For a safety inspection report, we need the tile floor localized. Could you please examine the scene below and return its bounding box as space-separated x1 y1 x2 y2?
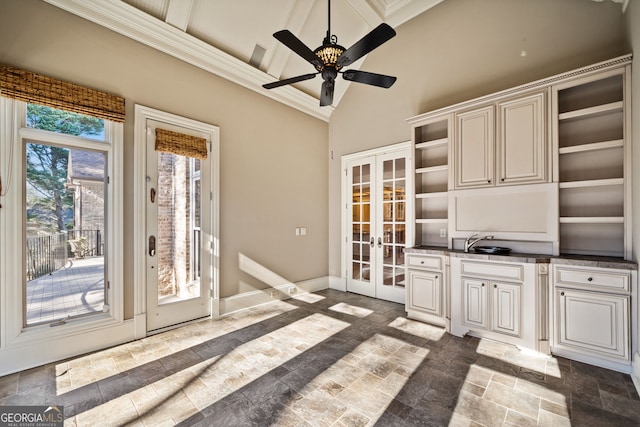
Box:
1 289 639 426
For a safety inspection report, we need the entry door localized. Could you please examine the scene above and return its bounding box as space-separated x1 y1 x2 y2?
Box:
145 120 212 331
346 150 407 303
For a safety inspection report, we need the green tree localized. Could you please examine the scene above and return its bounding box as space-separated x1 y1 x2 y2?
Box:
25 104 104 231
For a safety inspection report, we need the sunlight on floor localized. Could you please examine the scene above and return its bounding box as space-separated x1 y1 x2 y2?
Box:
388 317 446 341
329 302 374 318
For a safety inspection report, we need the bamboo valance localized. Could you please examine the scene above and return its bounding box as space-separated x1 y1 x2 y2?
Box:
0 64 125 122
155 128 208 160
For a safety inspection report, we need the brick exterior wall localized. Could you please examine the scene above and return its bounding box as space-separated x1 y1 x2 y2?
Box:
157 152 193 298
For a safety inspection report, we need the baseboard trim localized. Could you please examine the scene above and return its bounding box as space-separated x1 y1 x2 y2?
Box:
633 352 640 395
329 275 346 292
220 276 331 316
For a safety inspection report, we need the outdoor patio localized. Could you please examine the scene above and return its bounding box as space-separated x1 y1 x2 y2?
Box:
26 256 105 325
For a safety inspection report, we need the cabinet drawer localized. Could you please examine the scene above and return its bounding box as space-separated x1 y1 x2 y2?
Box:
407 255 442 271
555 267 630 293
460 261 523 282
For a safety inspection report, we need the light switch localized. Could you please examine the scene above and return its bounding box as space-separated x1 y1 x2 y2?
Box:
301 227 307 236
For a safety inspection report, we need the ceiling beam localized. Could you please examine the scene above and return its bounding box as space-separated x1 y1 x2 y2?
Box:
165 0 194 32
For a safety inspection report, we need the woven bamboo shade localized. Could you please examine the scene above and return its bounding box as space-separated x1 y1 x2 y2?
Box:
0 64 125 122
155 128 208 160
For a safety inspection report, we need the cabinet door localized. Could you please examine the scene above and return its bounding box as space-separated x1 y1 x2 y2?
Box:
462 277 488 329
491 281 521 336
555 288 629 360
455 106 494 188
497 92 546 185
407 270 442 317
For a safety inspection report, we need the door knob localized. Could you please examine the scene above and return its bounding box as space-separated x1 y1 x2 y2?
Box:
378 237 382 248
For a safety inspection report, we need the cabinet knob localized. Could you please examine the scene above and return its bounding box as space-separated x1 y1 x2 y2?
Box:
487 180 491 183
561 291 565 296
501 178 505 182
420 261 424 264
482 283 485 287
494 284 497 288
587 277 593 282
435 275 439 279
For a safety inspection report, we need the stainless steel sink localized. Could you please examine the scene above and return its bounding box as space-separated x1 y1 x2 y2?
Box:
473 246 511 255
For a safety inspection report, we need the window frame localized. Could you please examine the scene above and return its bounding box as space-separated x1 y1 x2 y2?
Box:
0 98 125 373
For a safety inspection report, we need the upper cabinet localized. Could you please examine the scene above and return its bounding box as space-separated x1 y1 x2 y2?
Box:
497 92 547 186
455 105 495 188
454 92 547 190
407 55 631 257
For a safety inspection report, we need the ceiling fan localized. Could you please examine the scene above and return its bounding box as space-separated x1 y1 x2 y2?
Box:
262 0 397 106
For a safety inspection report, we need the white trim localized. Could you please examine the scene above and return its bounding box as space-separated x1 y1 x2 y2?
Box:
0 98 127 375
43 0 332 122
220 276 330 316
633 352 640 395
329 275 347 292
133 104 221 334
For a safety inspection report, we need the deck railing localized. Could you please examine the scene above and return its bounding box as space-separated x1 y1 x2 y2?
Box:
26 229 103 281
26 231 68 281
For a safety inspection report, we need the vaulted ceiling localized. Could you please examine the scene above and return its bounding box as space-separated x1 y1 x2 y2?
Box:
43 0 445 121
43 0 628 121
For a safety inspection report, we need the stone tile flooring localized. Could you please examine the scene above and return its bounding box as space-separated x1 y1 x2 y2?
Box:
1 289 639 426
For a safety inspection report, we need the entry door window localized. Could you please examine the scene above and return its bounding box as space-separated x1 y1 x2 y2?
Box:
380 158 406 288
351 163 372 283
155 152 201 304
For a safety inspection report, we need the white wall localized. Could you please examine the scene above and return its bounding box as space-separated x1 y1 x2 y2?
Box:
0 0 329 317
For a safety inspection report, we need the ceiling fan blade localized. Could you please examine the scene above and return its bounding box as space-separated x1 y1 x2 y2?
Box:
342 70 397 88
320 80 335 106
263 73 318 89
273 30 322 68
337 23 396 67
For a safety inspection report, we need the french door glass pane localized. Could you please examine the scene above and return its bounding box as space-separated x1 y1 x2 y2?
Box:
381 158 406 288
157 152 201 305
24 142 106 326
351 164 371 283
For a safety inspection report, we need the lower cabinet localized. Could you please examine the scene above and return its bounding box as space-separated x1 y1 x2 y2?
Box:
451 258 537 351
406 254 447 327
551 264 635 372
462 278 521 336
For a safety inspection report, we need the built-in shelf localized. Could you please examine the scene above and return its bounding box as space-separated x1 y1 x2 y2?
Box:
559 217 624 224
416 218 448 224
558 139 623 155
558 101 623 121
416 138 448 150
416 191 448 199
416 165 448 174
558 178 623 189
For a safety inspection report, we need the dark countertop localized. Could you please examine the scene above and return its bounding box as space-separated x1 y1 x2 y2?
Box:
405 246 638 270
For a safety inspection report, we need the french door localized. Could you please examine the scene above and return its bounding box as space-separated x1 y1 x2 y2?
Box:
145 119 213 332
345 147 408 304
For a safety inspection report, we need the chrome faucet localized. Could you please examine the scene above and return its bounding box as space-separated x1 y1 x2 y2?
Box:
464 233 494 253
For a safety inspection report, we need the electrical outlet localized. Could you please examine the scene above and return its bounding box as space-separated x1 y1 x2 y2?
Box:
439 229 447 238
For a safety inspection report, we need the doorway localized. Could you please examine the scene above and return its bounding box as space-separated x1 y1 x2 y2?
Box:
342 143 410 304
134 106 220 334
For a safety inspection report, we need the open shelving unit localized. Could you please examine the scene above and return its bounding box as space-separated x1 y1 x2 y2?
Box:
553 69 630 258
411 115 452 247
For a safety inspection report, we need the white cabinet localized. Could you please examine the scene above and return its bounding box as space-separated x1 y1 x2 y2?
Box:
451 258 537 350
551 264 636 372
405 253 447 327
555 288 628 359
454 92 547 190
461 277 521 337
497 92 547 185
455 106 494 188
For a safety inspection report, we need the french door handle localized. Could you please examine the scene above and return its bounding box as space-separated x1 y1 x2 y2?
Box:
370 237 375 248
377 237 382 248
150 188 156 203
149 235 156 257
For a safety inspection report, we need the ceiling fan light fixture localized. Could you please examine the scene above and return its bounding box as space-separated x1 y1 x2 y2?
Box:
314 44 345 70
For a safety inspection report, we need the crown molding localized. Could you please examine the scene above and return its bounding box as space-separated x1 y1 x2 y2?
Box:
43 0 333 122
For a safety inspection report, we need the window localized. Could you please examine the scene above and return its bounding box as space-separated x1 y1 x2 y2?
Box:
0 98 124 375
